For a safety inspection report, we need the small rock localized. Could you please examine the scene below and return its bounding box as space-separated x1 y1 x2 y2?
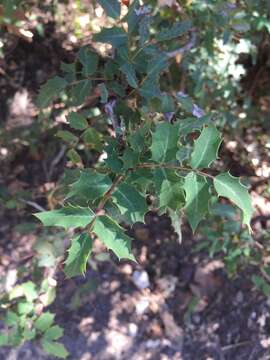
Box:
145 339 161 349
128 323 138 337
192 314 201 325
132 270 150 289
235 291 244 304
135 298 150 315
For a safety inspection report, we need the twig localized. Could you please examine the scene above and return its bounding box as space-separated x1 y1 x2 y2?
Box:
221 340 251 352
137 162 215 180
166 32 197 58
48 145 67 180
18 198 46 212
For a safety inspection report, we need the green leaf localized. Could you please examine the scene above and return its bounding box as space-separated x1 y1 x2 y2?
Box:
82 128 103 151
23 328 36 341
177 117 210 138
21 281 38 302
191 125 222 169
37 77 67 108
97 0 120 19
56 130 78 145
78 47 99 76
34 207 95 230
111 183 147 224
44 326 64 340
67 170 112 202
150 122 179 162
70 80 92 105
156 20 192 42
147 55 169 79
93 215 136 261
213 172 253 232
184 172 211 232
41 340 69 359
120 63 138 88
98 83 109 103
64 233 93 278
0 334 8 347
35 312 55 332
159 179 185 211
93 27 128 48
67 149 82 164
17 301 34 315
67 112 88 130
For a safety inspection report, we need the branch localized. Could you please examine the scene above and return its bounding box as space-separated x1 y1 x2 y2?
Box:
166 32 197 59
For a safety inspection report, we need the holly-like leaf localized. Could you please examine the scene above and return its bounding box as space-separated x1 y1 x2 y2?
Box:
64 233 93 278
56 130 78 145
35 312 55 332
41 340 68 359
177 117 210 139
159 179 185 211
44 326 64 341
191 125 222 169
70 80 92 105
67 170 112 202
93 215 136 261
156 20 192 42
34 207 95 230
37 77 67 108
150 122 179 162
93 27 128 47
111 183 147 224
67 149 82 164
97 0 121 19
213 172 253 232
67 112 88 130
78 47 99 76
120 63 138 88
184 172 211 232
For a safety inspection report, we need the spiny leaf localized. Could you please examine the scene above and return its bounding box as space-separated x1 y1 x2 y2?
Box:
111 183 147 224
93 27 128 48
34 207 95 230
78 47 99 76
44 326 64 341
35 312 55 332
41 340 69 359
150 122 179 162
184 172 211 232
177 117 210 138
70 80 92 105
93 215 136 261
67 170 112 202
67 112 88 130
98 83 109 103
37 77 67 108
64 233 93 278
156 20 192 42
191 125 222 169
97 0 121 19
120 63 138 88
213 172 253 232
159 179 185 211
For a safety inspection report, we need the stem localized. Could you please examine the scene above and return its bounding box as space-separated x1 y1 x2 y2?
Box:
136 162 215 180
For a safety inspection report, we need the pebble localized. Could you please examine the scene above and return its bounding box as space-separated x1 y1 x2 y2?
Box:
135 298 150 315
132 270 150 289
128 323 138 337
